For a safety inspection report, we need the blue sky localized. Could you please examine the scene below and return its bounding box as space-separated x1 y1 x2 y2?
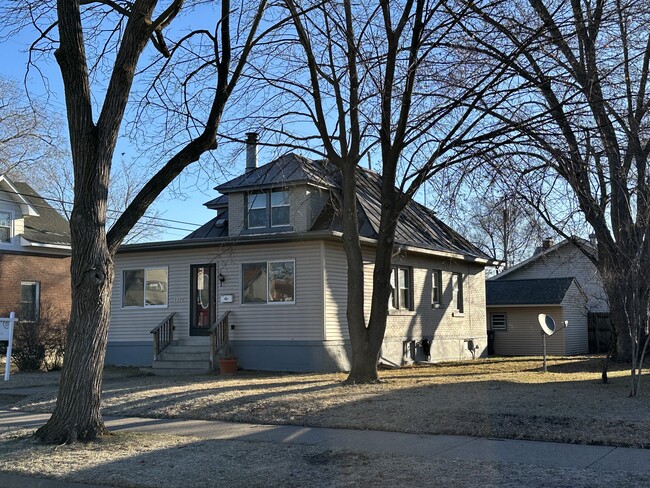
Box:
0 18 255 242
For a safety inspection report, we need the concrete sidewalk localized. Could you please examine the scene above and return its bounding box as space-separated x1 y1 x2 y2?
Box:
1 408 650 487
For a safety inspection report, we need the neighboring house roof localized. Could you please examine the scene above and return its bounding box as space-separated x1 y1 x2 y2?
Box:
0 175 39 217
12 182 71 247
486 277 577 306
191 153 493 262
491 238 594 281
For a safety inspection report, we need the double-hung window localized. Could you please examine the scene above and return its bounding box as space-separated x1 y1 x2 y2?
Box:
0 211 11 242
122 267 168 307
451 272 464 313
242 260 295 304
247 193 267 229
247 190 290 230
20 281 40 322
390 266 412 310
270 191 290 227
431 269 442 306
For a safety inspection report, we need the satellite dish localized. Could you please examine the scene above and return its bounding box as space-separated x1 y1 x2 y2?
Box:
538 314 556 336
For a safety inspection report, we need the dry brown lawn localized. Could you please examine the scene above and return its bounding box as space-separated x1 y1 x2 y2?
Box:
3 355 649 448
2 427 648 488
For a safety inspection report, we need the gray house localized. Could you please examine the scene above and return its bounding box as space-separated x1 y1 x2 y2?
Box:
491 238 608 312
107 138 497 373
486 237 603 355
486 277 589 355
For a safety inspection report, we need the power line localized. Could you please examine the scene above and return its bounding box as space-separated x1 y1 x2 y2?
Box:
0 187 209 230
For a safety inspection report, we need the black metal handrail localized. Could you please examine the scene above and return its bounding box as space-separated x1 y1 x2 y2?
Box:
150 312 176 360
209 311 231 370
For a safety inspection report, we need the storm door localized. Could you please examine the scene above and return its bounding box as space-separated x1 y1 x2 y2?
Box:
190 264 216 336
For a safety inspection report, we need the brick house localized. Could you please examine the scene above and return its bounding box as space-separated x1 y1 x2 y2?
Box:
108 136 497 373
0 175 71 325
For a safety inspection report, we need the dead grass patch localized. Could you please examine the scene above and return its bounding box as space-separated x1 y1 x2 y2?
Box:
0 427 648 488
5 356 650 448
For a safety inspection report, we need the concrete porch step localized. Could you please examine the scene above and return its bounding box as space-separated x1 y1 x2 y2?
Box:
152 359 210 369
141 367 212 376
172 337 210 346
163 345 211 354
160 350 211 361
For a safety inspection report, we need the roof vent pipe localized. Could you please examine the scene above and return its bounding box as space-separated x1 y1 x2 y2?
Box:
245 132 258 173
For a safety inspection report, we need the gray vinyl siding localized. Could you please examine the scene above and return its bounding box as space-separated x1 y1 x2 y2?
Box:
561 282 589 354
110 241 324 343
488 306 566 355
496 245 608 312
323 242 349 341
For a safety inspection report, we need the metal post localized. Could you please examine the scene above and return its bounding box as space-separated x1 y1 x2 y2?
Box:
542 333 547 373
4 312 15 381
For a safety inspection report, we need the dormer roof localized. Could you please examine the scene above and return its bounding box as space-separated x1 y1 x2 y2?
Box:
215 153 337 193
187 153 495 263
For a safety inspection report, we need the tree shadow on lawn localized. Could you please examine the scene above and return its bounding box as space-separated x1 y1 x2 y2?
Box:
93 366 650 448
298 376 650 448
5 432 649 488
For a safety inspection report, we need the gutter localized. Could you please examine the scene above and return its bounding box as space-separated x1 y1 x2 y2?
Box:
118 229 496 265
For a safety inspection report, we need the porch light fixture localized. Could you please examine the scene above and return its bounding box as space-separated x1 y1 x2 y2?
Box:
218 272 225 286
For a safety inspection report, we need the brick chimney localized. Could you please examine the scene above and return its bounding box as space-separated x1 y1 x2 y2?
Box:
542 237 554 249
245 132 258 173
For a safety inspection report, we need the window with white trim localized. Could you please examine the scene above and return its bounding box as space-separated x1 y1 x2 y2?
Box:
242 260 295 304
0 211 11 242
432 269 442 306
122 267 168 307
246 190 291 230
451 272 464 313
490 313 507 330
270 191 290 227
247 193 267 229
390 266 413 310
20 281 40 322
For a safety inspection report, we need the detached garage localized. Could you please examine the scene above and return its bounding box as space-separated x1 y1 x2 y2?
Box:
486 277 589 356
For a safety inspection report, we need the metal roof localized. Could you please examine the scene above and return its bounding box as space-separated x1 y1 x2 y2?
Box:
486 277 577 306
181 153 493 261
216 153 337 193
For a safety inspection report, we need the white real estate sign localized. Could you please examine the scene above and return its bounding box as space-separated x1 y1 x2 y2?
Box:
0 312 15 381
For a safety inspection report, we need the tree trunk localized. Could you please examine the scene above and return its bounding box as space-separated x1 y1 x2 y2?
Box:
34 133 114 442
606 290 634 362
339 164 379 384
342 163 400 384
34 228 114 442
600 251 649 363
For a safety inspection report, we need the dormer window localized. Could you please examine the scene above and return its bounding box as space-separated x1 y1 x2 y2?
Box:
271 191 289 227
248 193 267 229
247 190 290 230
0 211 11 242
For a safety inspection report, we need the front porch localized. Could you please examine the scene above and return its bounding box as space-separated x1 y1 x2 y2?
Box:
145 311 232 376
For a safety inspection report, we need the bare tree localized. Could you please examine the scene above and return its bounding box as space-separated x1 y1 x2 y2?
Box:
2 0 270 442
0 76 68 178
453 191 548 274
455 0 650 389
253 0 511 383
